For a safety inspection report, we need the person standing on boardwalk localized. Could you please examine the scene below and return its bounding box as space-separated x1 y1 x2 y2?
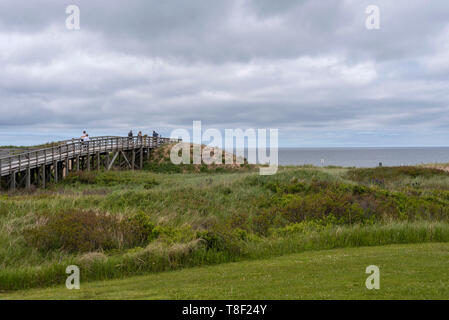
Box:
128 130 133 145
83 133 90 150
81 131 87 149
138 131 143 144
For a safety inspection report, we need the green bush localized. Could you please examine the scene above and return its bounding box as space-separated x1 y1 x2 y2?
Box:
196 228 242 255
143 161 182 173
346 166 449 184
24 210 156 253
246 178 449 233
64 171 97 184
126 211 157 243
152 225 196 244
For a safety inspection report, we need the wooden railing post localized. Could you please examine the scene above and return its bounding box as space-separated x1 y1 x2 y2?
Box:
41 164 46 189
26 152 31 189
87 139 91 171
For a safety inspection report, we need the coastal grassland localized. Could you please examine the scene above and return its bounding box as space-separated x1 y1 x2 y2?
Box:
1 155 449 292
3 243 449 300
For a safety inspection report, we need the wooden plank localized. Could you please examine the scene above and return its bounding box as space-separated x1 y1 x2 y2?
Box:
120 151 132 169
107 152 119 171
54 161 58 183
26 167 31 189
41 165 46 189
140 147 143 169
97 152 100 171
10 171 16 190
132 150 135 170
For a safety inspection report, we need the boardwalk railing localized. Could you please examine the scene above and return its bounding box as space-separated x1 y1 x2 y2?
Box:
0 136 179 190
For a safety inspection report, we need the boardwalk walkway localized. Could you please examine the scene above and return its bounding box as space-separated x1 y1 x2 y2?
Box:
0 136 178 190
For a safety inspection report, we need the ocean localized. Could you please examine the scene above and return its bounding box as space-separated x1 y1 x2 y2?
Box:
277 147 449 168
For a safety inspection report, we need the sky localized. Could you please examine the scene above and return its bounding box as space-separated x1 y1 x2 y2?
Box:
1 0 449 147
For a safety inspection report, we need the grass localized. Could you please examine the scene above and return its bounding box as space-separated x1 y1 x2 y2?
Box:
2 242 448 300
1 221 447 291
1 143 449 294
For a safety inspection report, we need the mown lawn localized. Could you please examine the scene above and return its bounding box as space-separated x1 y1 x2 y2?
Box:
2 242 448 300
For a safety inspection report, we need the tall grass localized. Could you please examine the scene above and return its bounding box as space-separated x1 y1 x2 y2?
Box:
2 163 449 291
1 221 448 291
244 221 449 259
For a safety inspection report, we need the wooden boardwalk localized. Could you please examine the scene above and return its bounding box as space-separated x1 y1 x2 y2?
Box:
0 136 178 190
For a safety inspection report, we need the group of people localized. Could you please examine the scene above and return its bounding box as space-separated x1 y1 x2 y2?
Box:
80 130 159 140
77 129 161 152
128 130 160 139
79 130 160 147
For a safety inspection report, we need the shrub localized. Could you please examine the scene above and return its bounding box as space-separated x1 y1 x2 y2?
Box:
24 210 156 253
64 171 97 184
152 225 196 244
346 166 449 185
143 161 182 173
78 252 108 268
126 211 157 243
196 227 242 255
248 177 449 231
228 212 250 230
251 209 283 236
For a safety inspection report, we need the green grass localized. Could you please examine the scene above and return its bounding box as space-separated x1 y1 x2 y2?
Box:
1 222 447 291
2 146 449 293
2 242 448 300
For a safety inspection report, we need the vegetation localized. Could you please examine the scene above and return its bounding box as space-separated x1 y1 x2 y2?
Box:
24 210 155 253
3 243 448 300
1 144 449 294
143 143 256 174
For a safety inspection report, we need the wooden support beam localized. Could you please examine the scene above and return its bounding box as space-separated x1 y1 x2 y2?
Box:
76 155 80 171
54 161 58 183
26 167 31 189
10 171 16 190
41 165 46 189
104 153 109 170
140 147 143 169
97 152 100 171
107 152 119 171
120 151 132 169
132 150 135 171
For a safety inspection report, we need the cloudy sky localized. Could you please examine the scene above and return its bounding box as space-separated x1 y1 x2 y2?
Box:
1 0 449 147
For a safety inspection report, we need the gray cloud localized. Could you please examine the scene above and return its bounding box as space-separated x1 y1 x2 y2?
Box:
0 0 448 146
